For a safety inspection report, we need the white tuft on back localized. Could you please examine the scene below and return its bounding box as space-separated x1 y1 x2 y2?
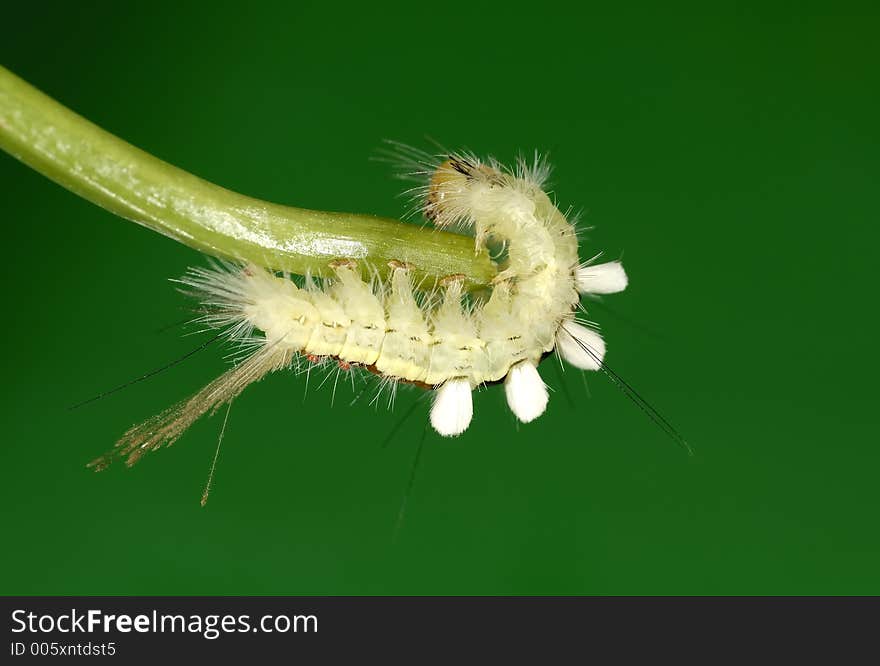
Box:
504 361 549 424
429 379 473 437
556 322 606 371
576 261 628 295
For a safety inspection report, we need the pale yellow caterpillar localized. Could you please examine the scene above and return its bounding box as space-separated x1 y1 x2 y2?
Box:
88 150 632 470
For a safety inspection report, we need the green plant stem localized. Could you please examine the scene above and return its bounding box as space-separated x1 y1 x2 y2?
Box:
0 66 496 288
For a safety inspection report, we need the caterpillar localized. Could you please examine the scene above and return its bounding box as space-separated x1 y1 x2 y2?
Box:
88 150 631 470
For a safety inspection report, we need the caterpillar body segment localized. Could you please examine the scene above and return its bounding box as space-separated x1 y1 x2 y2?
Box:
95 152 629 468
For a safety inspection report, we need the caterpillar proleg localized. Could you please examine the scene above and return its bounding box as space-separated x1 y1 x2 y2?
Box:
88 150 634 469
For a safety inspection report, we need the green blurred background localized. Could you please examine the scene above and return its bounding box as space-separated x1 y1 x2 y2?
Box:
1 1 877 595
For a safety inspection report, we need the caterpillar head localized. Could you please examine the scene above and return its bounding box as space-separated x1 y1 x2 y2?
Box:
424 155 504 227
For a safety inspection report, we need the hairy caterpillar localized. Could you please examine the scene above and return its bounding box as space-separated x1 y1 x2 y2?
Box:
88 150 632 470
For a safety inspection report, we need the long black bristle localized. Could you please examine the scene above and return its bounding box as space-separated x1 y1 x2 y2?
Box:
68 330 226 410
560 326 692 455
